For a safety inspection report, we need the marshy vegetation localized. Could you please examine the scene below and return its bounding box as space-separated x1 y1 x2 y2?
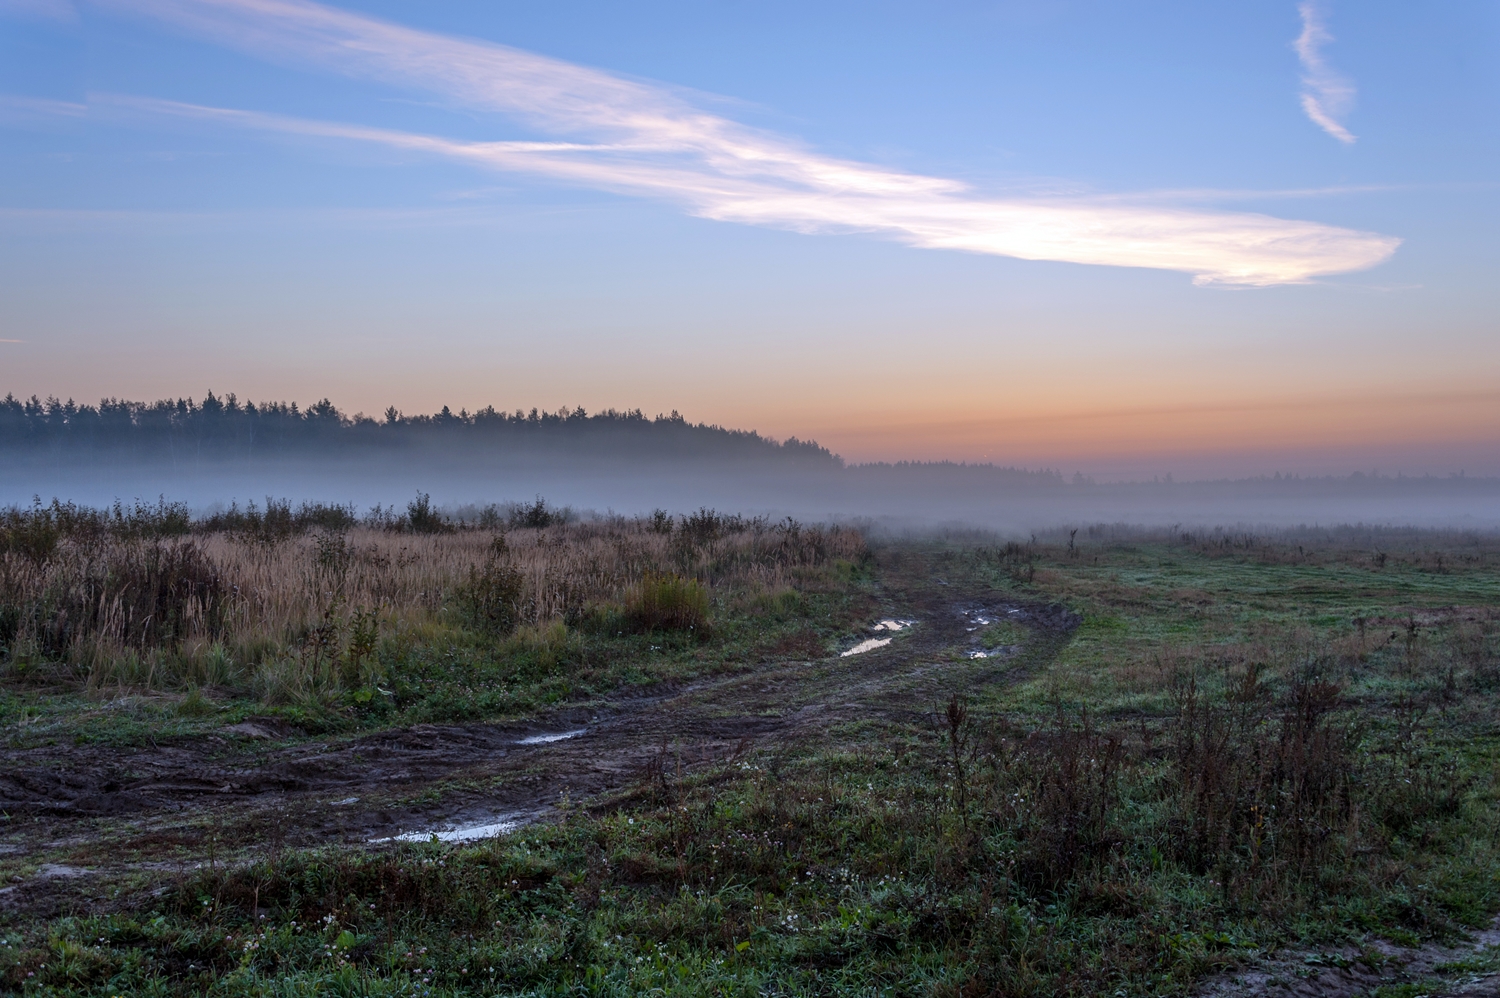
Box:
1 516 1498 997
0 496 863 719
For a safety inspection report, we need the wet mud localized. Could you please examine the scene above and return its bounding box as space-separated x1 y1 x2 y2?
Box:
0 576 1077 914
1194 919 1500 998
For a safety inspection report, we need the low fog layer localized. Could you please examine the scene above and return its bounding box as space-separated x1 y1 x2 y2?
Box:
7 457 1498 533
4 394 1498 531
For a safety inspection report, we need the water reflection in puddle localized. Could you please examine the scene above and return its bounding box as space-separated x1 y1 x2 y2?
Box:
374 814 527 844
841 618 917 656
517 729 587 745
964 609 1001 632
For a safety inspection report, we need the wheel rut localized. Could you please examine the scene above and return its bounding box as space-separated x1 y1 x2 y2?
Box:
0 579 1080 907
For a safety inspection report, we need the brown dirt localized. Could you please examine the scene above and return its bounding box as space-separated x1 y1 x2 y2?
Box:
1194 920 1500 998
0 575 1078 916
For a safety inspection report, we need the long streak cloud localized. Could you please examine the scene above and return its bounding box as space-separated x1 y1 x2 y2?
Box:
1295 2 1357 144
99 0 1397 286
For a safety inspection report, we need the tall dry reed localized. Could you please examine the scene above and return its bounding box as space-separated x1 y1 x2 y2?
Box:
0 515 864 692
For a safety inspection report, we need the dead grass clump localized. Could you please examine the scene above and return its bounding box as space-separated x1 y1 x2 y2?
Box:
453 561 524 635
979 711 1125 893
1167 669 1356 884
1 538 228 663
0 502 865 694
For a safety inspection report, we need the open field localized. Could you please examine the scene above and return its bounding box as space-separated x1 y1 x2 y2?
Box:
1 504 1498 996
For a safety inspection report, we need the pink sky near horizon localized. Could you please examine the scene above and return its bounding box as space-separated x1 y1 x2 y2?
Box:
2 2 1496 482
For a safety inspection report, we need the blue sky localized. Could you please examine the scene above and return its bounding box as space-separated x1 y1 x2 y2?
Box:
1 0 1496 476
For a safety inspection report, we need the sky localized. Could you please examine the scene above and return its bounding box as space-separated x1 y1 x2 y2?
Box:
1 0 1497 478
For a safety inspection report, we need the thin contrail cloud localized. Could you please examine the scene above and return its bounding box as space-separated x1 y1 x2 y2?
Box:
95 0 1397 286
1294 1 1357 144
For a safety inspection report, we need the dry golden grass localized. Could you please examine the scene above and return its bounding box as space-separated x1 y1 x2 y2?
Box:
203 519 861 634
0 518 865 694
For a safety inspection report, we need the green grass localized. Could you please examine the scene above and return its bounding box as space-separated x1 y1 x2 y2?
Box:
3 527 1499 996
0 579 868 749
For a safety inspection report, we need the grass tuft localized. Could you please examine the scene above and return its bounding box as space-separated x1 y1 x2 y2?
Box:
624 572 710 633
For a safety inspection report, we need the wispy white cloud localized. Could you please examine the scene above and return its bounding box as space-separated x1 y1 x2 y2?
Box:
1096 184 1399 205
0 0 77 22
91 0 1398 286
1294 2 1357 144
0 94 87 118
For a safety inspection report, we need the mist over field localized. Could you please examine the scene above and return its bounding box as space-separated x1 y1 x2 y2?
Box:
6 5 1500 995
5 393 1497 530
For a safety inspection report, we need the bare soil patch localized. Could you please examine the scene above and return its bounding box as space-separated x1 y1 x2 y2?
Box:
0 576 1078 914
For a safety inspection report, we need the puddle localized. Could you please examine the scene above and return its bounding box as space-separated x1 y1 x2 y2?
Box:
841 618 915 656
963 609 999 632
517 728 587 745
329 797 359 806
373 814 528 844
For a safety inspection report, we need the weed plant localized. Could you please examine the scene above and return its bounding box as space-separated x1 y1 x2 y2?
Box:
623 573 711 633
1 523 1498 996
0 499 864 720
6 664 1493 996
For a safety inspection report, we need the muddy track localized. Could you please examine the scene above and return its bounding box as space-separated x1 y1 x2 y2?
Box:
1193 918 1500 998
0 578 1078 900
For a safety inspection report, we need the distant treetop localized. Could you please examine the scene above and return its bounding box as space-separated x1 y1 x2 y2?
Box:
0 392 843 466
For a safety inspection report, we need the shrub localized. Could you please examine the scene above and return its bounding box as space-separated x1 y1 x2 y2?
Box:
983 712 1125 893
176 687 217 717
0 501 65 563
677 508 745 546
454 561 525 635
624 572 709 633
1164 668 1357 884
198 498 356 543
405 493 452 535
8 539 230 661
508 620 572 669
110 497 193 539
510 496 560 529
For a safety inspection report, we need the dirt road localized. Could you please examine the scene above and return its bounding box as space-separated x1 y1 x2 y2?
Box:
0 575 1078 912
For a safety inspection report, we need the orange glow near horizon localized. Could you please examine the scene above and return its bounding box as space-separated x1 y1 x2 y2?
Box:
793 389 1500 466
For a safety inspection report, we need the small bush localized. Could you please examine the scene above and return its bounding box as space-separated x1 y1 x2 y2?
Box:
110 497 193 539
677 508 745 546
984 713 1125 893
510 496 561 529
624 573 710 633
404 493 452 535
0 501 65 563
198 498 356 543
8 539 229 661
454 561 525 635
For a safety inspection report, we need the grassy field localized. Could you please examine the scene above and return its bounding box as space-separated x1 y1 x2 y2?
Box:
1 506 1498 997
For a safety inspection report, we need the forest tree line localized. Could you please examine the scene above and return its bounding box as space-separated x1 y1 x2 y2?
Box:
0 392 842 465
